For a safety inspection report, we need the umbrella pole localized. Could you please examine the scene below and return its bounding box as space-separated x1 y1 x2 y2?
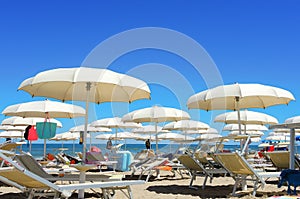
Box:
89 132 92 151
155 123 158 154
29 141 32 153
235 97 243 151
79 82 91 199
43 139 46 159
73 139 75 155
290 128 295 169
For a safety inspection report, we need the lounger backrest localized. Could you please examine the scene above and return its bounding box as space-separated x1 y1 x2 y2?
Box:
0 167 49 188
265 151 290 169
86 151 106 163
14 154 52 178
215 152 254 175
0 143 19 151
177 154 204 171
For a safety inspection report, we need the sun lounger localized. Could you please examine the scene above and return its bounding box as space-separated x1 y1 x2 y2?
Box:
85 151 117 170
0 149 144 199
177 154 227 189
14 153 122 182
264 151 300 170
130 157 170 182
214 151 280 196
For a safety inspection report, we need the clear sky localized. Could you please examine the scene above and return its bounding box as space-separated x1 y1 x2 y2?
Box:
0 1 299 144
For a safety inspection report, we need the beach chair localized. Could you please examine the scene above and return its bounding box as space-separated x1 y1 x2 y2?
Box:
177 154 227 189
85 151 118 170
264 151 300 170
0 150 144 199
14 153 122 182
214 151 281 196
130 157 170 182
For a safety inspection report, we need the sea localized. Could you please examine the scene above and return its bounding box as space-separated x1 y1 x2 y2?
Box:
18 142 265 159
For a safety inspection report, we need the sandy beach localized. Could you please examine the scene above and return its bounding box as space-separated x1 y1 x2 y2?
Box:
0 170 290 199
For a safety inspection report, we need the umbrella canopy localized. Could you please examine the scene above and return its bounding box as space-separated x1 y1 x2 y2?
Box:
214 110 278 125
69 125 111 133
90 117 141 143
95 133 116 140
0 131 23 138
2 100 85 118
184 128 219 134
18 67 150 103
187 83 294 139
51 132 89 141
91 117 141 129
265 135 290 141
0 125 27 131
132 134 157 142
122 106 190 123
17 67 150 198
1 99 85 160
162 120 209 131
223 124 268 131
122 105 190 152
157 132 195 142
112 132 137 140
1 116 63 128
69 125 112 150
132 125 170 134
285 116 300 124
187 83 294 110
194 133 222 141
229 130 264 136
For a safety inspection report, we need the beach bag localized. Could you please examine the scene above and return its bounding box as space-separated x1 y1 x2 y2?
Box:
28 126 38 141
24 125 31 140
36 119 57 139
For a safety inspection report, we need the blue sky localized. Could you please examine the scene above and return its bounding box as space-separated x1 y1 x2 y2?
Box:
0 1 299 144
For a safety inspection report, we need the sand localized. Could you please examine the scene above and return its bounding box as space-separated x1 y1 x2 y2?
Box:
0 170 292 199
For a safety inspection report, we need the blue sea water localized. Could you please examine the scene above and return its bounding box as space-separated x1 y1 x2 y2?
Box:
19 142 263 159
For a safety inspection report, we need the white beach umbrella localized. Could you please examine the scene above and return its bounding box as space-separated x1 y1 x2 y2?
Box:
122 105 190 152
90 117 141 144
0 131 23 138
229 130 264 136
184 128 219 134
69 125 111 133
1 116 63 128
223 124 268 131
214 110 278 125
0 125 27 131
265 135 290 141
95 133 116 140
2 99 85 118
187 83 294 136
2 99 85 159
194 133 222 141
162 120 209 131
158 132 194 142
17 67 150 197
249 137 261 143
132 125 170 134
91 117 141 129
69 124 111 150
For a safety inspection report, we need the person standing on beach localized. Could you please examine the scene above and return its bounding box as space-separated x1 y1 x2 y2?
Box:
145 139 151 150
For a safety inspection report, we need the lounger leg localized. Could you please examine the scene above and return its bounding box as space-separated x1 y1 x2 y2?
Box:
127 185 133 199
202 175 208 189
27 189 35 199
102 188 109 199
232 178 240 196
189 173 197 189
252 180 259 196
146 170 154 182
